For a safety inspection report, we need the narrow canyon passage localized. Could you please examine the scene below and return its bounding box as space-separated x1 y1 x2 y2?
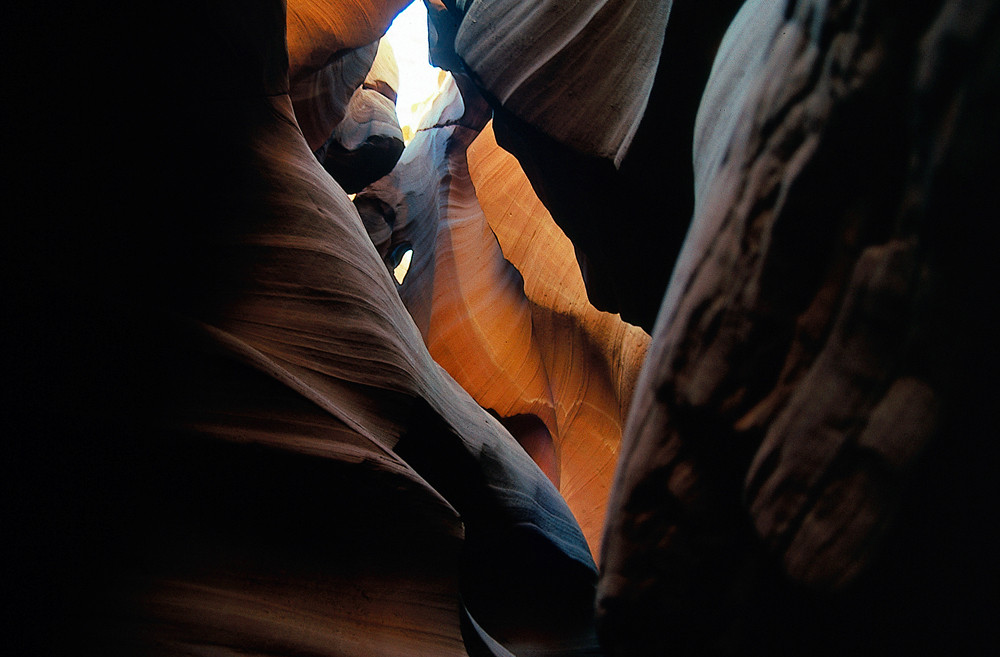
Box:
5 1 998 656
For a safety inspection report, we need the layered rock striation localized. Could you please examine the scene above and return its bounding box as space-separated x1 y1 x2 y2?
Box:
8 2 597 655
7 1 998 656
356 73 650 553
315 40 405 193
426 0 745 330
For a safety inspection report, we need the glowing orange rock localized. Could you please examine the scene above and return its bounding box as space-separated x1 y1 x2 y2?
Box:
358 76 649 554
286 0 412 78
286 0 410 151
468 122 650 552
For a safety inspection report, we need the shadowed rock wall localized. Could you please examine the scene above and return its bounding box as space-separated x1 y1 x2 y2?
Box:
7 2 598 655
355 74 650 554
597 0 1000 654
427 0 745 330
6 1 998 655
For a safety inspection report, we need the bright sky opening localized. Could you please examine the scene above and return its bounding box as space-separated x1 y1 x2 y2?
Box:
384 2 446 142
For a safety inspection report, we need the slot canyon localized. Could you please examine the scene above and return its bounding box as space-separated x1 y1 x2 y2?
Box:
5 1 998 655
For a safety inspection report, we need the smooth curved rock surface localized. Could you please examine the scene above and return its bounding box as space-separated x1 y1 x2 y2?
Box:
286 0 409 152
317 40 405 192
290 39 378 152
598 0 1000 654
427 0 672 166
147 87 596 645
286 0 412 80
437 0 745 330
9 1 998 655
9 2 598 655
468 122 651 548
357 75 649 556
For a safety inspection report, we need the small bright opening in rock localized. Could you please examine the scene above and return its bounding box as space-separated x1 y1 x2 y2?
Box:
390 243 414 285
384 2 446 142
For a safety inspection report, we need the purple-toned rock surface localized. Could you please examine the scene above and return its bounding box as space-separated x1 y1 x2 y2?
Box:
6 2 998 656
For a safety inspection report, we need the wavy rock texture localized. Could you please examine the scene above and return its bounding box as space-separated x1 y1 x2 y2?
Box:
9 2 599 655
318 40 405 193
598 0 1000 654
431 0 745 330
357 76 649 556
286 0 412 79
467 123 652 551
142 90 596 656
290 38 379 152
286 0 410 152
9 1 998 655
427 0 672 165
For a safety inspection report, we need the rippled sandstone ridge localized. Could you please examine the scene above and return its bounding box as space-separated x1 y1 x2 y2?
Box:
6 1 998 656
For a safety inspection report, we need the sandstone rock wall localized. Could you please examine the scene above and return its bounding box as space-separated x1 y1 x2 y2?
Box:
315 40 405 192
597 0 1000 654
7 1 998 655
355 73 649 556
8 2 598 655
428 0 746 330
